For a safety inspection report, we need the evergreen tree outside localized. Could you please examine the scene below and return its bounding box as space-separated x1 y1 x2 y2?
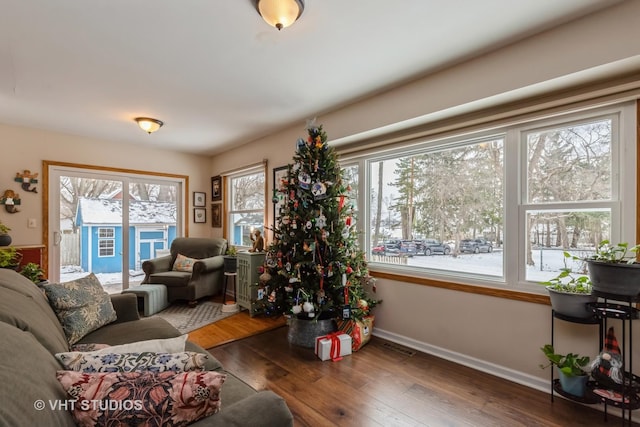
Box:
253 122 378 321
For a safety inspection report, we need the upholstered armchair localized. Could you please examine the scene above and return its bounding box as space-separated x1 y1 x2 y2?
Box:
141 237 227 305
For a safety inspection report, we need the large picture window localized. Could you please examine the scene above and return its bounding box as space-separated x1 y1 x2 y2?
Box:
227 167 266 248
368 136 505 278
358 102 635 292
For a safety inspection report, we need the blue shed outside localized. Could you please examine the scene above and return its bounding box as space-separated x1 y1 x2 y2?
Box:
76 198 177 273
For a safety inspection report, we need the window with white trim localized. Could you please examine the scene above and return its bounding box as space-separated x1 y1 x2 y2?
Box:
227 167 265 248
356 101 636 291
98 227 115 257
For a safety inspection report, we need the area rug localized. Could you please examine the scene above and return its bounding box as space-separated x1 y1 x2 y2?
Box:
154 301 237 335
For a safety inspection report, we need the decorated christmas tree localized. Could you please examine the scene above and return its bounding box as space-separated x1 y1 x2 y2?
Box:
253 122 378 321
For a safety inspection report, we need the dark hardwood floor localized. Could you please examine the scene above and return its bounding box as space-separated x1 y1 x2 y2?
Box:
209 326 638 426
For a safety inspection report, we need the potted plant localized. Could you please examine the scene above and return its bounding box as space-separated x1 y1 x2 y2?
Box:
585 240 640 296
0 222 11 246
19 262 45 283
223 245 238 274
540 344 591 397
542 251 596 319
0 247 21 270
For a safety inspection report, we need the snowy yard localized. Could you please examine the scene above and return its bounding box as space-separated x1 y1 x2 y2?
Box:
376 247 592 284
58 247 592 294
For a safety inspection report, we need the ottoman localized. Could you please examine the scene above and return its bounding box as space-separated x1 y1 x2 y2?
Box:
122 284 169 316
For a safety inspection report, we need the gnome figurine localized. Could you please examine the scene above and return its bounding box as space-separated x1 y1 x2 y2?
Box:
591 326 624 390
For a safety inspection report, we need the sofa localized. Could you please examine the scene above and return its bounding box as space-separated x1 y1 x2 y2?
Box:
142 237 227 305
0 268 293 426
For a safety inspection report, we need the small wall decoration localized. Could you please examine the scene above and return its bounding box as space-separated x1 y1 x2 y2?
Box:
194 208 206 223
0 190 20 213
211 203 222 228
211 175 222 202
193 191 206 207
14 170 39 193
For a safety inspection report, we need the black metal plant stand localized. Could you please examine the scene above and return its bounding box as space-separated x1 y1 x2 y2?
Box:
550 291 640 426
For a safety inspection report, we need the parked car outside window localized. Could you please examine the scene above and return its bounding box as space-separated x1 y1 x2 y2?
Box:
400 240 417 256
414 239 451 256
459 238 493 254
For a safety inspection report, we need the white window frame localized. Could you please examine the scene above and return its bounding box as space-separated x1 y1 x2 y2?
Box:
97 227 115 257
225 165 266 249
352 101 636 294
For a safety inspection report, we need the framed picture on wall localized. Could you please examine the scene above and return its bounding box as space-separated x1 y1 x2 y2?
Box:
194 208 206 223
273 165 288 231
211 203 222 228
211 176 222 201
193 191 206 207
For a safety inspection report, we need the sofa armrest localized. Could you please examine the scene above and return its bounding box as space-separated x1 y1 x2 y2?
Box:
109 293 141 324
192 256 224 276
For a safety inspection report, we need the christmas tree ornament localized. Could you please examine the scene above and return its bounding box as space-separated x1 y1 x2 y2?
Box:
292 304 302 314
342 227 350 239
260 271 271 282
316 213 327 229
312 181 327 200
296 138 306 152
298 172 311 189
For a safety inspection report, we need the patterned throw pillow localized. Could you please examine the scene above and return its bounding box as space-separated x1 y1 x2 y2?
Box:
56 370 226 427
55 351 209 373
172 253 196 272
43 273 117 345
70 343 111 352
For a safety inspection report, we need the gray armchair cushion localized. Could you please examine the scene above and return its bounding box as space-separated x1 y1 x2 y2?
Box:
142 237 228 302
170 237 227 263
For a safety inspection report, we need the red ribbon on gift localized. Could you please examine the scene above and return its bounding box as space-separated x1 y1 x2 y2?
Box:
328 332 343 362
316 332 343 362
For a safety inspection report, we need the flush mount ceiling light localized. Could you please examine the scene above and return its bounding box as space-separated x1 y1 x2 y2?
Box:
135 117 164 134
256 0 304 31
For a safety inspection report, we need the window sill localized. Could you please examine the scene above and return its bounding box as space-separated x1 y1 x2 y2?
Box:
370 269 550 306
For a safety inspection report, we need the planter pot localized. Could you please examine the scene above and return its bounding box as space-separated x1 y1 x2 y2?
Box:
557 369 588 397
0 234 11 246
546 287 597 319
587 260 640 297
287 316 336 348
223 256 237 274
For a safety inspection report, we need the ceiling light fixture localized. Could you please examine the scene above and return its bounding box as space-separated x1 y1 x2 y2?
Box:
256 0 304 31
135 117 164 134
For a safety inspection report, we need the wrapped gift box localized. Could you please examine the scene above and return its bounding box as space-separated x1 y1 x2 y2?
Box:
337 315 374 351
315 333 352 361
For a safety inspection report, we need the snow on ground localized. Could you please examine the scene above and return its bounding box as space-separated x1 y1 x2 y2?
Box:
60 265 144 294
59 247 592 294
376 247 592 283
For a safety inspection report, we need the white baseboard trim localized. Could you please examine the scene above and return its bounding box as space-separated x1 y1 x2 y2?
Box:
372 328 640 423
372 328 548 393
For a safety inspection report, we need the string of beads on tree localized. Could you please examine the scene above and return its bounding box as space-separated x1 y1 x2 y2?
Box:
253 122 379 321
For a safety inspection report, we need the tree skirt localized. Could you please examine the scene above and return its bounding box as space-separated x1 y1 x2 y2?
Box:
154 301 237 334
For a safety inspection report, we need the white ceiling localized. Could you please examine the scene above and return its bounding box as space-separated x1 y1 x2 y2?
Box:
0 0 623 155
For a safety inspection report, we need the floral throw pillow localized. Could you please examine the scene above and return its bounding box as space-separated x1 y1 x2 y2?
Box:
56 370 225 427
172 253 196 272
55 351 209 373
43 273 117 345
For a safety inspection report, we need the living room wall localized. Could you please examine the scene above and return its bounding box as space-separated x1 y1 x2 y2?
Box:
209 0 640 395
0 122 213 248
